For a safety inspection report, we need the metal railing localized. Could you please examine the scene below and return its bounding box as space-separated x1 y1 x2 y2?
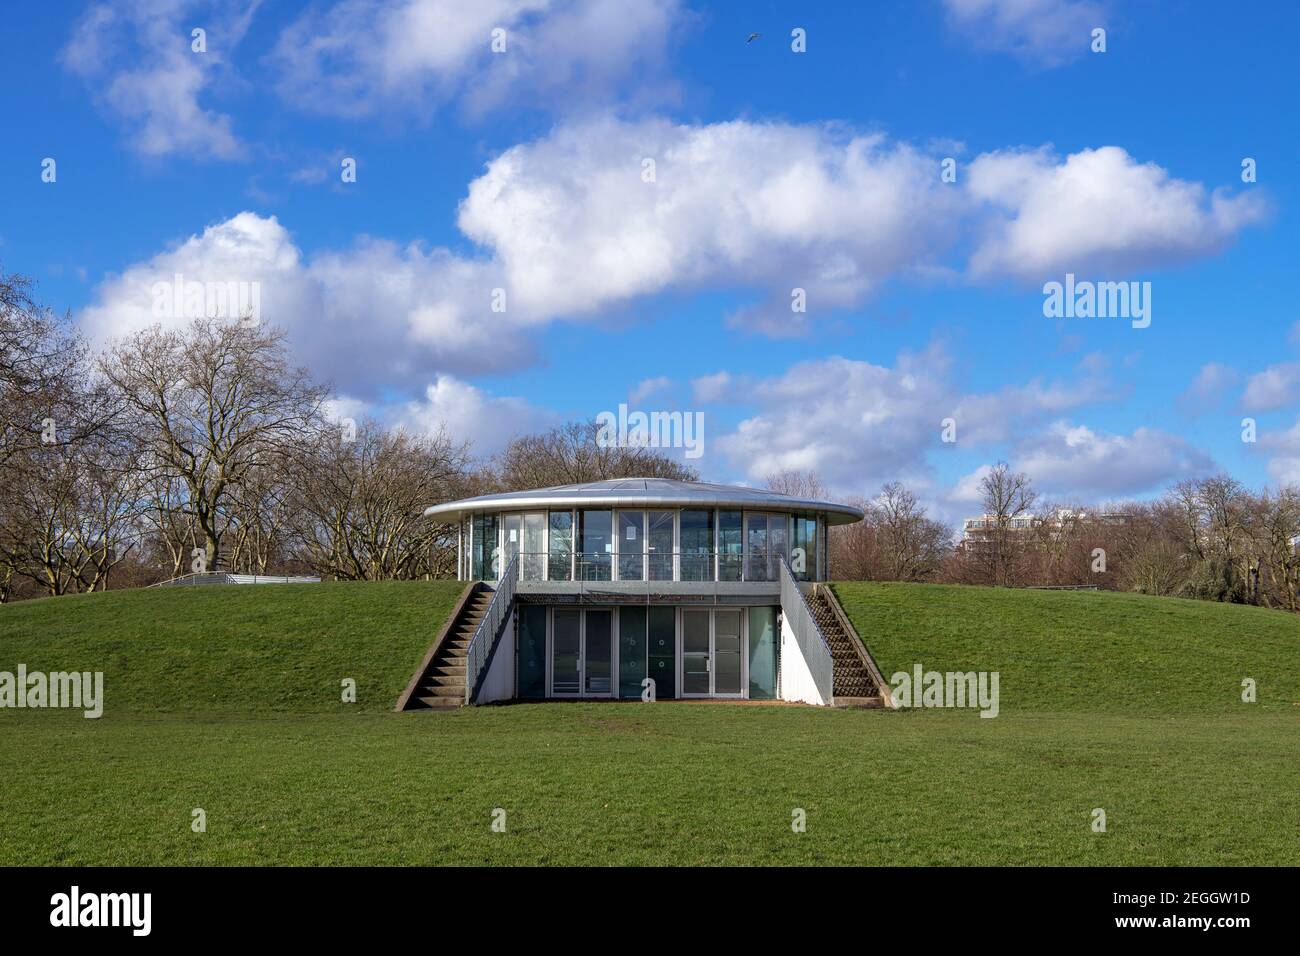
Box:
150 571 321 587
465 555 518 705
778 555 834 705
497 549 804 585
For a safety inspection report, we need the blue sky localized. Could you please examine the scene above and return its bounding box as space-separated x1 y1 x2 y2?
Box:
2 0 1298 521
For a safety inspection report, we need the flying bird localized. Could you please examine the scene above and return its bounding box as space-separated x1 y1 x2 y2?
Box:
746 32 761 43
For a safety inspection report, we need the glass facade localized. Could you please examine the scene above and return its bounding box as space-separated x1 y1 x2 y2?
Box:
791 515 817 581
748 606 778 699
648 510 674 580
521 513 545 581
648 607 676 699
518 605 547 697
552 609 581 695
584 610 613 695
464 507 834 582
718 510 742 582
617 510 644 581
679 509 714 582
618 607 647 699
471 513 498 580
578 510 613 581
548 510 573 581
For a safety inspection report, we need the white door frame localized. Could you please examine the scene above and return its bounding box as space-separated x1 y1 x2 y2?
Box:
678 607 749 698
546 606 616 698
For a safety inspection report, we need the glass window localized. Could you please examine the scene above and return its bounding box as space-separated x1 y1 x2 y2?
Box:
471 513 498 580
503 514 521 570
648 510 674 581
578 510 613 581
718 510 742 582
552 609 581 695
680 509 714 581
618 607 647 699
585 610 613 695
770 515 789 576
792 515 817 582
548 511 573 581
748 606 778 700
522 513 545 581
617 510 645 581
648 607 676 699
746 514 770 582
714 609 743 695
518 605 547 697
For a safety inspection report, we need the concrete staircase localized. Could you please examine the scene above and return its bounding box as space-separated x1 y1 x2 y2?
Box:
397 584 493 711
809 585 887 708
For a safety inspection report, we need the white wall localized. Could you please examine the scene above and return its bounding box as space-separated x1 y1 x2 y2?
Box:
778 612 827 706
476 606 517 704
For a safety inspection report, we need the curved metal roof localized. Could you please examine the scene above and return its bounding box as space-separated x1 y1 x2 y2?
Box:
424 477 864 525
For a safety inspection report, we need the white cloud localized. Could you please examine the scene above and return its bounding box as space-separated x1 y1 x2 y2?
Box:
459 117 965 333
942 0 1105 66
77 212 533 397
711 344 1112 489
268 0 682 119
967 146 1267 280
61 0 256 160
1242 362 1300 412
1014 422 1214 496
396 374 557 454
1178 362 1240 415
77 122 1267 404
691 371 734 403
1259 418 1300 489
629 376 672 405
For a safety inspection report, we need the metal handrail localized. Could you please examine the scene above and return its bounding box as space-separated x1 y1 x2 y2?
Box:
778 554 834 704
465 555 518 704
498 549 801 584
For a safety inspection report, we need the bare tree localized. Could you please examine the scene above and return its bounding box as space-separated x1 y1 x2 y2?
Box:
287 420 470 580
765 469 827 500
100 319 328 572
496 420 697 491
977 461 1038 586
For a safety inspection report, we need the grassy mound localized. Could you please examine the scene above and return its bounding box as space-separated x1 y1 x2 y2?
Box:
832 582 1300 714
0 581 465 715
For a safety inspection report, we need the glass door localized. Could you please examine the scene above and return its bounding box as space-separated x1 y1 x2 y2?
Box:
584 610 613 696
647 510 675 581
503 514 521 571
745 514 770 581
681 609 711 696
616 511 644 581
551 609 581 696
713 609 744 696
521 513 545 581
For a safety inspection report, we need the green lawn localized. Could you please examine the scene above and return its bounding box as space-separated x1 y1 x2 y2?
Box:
832 581 1300 714
0 581 1296 866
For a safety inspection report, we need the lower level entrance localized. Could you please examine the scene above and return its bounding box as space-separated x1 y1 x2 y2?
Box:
681 608 744 698
549 608 613 697
538 604 776 701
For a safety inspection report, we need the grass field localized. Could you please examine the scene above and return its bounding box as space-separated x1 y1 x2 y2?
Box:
1 581 1296 866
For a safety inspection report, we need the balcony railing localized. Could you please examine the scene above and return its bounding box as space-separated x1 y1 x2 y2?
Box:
492 549 804 586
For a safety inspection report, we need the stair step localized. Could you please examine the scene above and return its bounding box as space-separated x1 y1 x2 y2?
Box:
416 696 463 709
423 674 465 687
423 684 464 698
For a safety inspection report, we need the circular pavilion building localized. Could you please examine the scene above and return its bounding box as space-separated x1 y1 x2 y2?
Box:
410 478 875 708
